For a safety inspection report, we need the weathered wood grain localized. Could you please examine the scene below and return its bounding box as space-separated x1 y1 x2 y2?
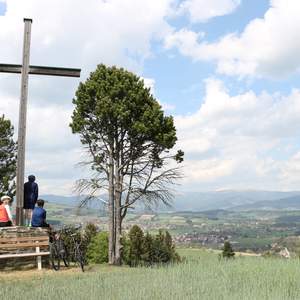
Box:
0 227 50 270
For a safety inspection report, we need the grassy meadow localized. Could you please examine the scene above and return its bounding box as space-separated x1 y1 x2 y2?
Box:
1 249 300 300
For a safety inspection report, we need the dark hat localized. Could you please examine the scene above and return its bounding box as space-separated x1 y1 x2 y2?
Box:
28 175 36 182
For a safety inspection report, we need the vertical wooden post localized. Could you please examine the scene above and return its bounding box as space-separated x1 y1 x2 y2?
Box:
16 18 32 226
36 246 42 270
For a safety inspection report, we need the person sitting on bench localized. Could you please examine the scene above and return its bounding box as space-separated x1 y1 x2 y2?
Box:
2 196 14 226
31 199 49 228
0 196 13 227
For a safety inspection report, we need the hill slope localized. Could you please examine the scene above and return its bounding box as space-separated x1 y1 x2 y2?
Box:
172 190 300 211
231 195 300 211
42 190 300 211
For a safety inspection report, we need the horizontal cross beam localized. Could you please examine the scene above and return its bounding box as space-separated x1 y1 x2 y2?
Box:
0 63 81 77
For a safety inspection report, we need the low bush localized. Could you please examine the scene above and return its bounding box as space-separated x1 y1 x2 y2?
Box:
82 223 98 255
122 225 180 266
81 225 180 266
59 225 82 261
86 231 109 264
222 241 235 259
59 223 98 263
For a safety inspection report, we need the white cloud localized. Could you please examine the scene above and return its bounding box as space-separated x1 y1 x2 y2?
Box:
2 0 300 194
165 0 300 78
0 89 86 194
0 0 174 74
165 29 205 59
143 77 175 111
0 0 175 195
280 152 300 189
182 159 235 182
179 0 240 23
175 78 300 190
143 78 156 95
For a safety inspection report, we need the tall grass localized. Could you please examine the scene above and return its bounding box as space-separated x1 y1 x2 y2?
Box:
1 249 300 300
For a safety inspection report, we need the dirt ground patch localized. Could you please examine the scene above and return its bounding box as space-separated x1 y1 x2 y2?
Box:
0 264 129 281
0 266 84 281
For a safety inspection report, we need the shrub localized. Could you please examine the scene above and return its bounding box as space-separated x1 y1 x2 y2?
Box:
151 229 180 264
81 223 98 256
59 223 98 263
128 225 145 267
86 231 109 264
60 225 82 262
70 224 180 266
141 232 154 266
222 241 235 259
122 225 180 266
120 235 131 266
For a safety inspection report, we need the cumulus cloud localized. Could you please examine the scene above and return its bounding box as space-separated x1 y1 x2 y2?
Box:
166 0 300 78
143 77 175 111
178 0 240 23
0 0 174 74
2 0 300 195
280 152 300 189
176 78 300 190
0 0 174 195
165 28 205 59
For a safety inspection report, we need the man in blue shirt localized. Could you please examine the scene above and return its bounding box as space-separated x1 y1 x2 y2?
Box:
31 199 49 228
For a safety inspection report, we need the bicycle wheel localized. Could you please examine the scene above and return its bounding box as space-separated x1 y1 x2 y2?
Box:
62 252 70 267
50 243 60 271
75 247 85 272
57 240 70 267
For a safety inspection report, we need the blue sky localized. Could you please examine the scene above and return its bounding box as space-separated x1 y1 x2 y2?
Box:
1 0 300 194
144 0 299 114
0 2 5 15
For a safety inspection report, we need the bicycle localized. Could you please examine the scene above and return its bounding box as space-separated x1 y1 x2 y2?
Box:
68 230 85 272
49 231 69 271
49 225 85 272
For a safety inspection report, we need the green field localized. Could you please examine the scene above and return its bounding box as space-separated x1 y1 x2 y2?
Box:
1 249 300 300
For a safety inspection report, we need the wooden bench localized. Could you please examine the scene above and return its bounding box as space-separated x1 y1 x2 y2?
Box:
0 230 50 270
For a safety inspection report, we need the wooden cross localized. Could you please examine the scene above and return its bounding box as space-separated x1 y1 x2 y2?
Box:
0 19 81 226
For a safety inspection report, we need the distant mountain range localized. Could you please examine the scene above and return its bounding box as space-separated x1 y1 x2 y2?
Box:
230 195 300 211
41 194 80 207
41 190 300 212
172 190 300 211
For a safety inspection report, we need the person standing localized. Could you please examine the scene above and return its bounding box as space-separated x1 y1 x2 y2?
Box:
23 175 38 226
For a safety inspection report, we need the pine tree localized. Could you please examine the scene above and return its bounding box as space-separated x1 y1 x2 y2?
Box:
122 226 180 266
0 115 17 198
222 241 235 259
141 232 154 266
128 225 144 266
70 64 183 265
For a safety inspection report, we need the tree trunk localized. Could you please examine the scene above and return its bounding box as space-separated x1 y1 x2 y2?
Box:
114 148 122 265
114 177 122 265
115 211 122 265
108 148 115 265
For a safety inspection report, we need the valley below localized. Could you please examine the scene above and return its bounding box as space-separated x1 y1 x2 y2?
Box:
43 191 300 255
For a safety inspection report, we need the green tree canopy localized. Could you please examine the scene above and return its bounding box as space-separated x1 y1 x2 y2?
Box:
70 64 183 265
0 115 17 198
